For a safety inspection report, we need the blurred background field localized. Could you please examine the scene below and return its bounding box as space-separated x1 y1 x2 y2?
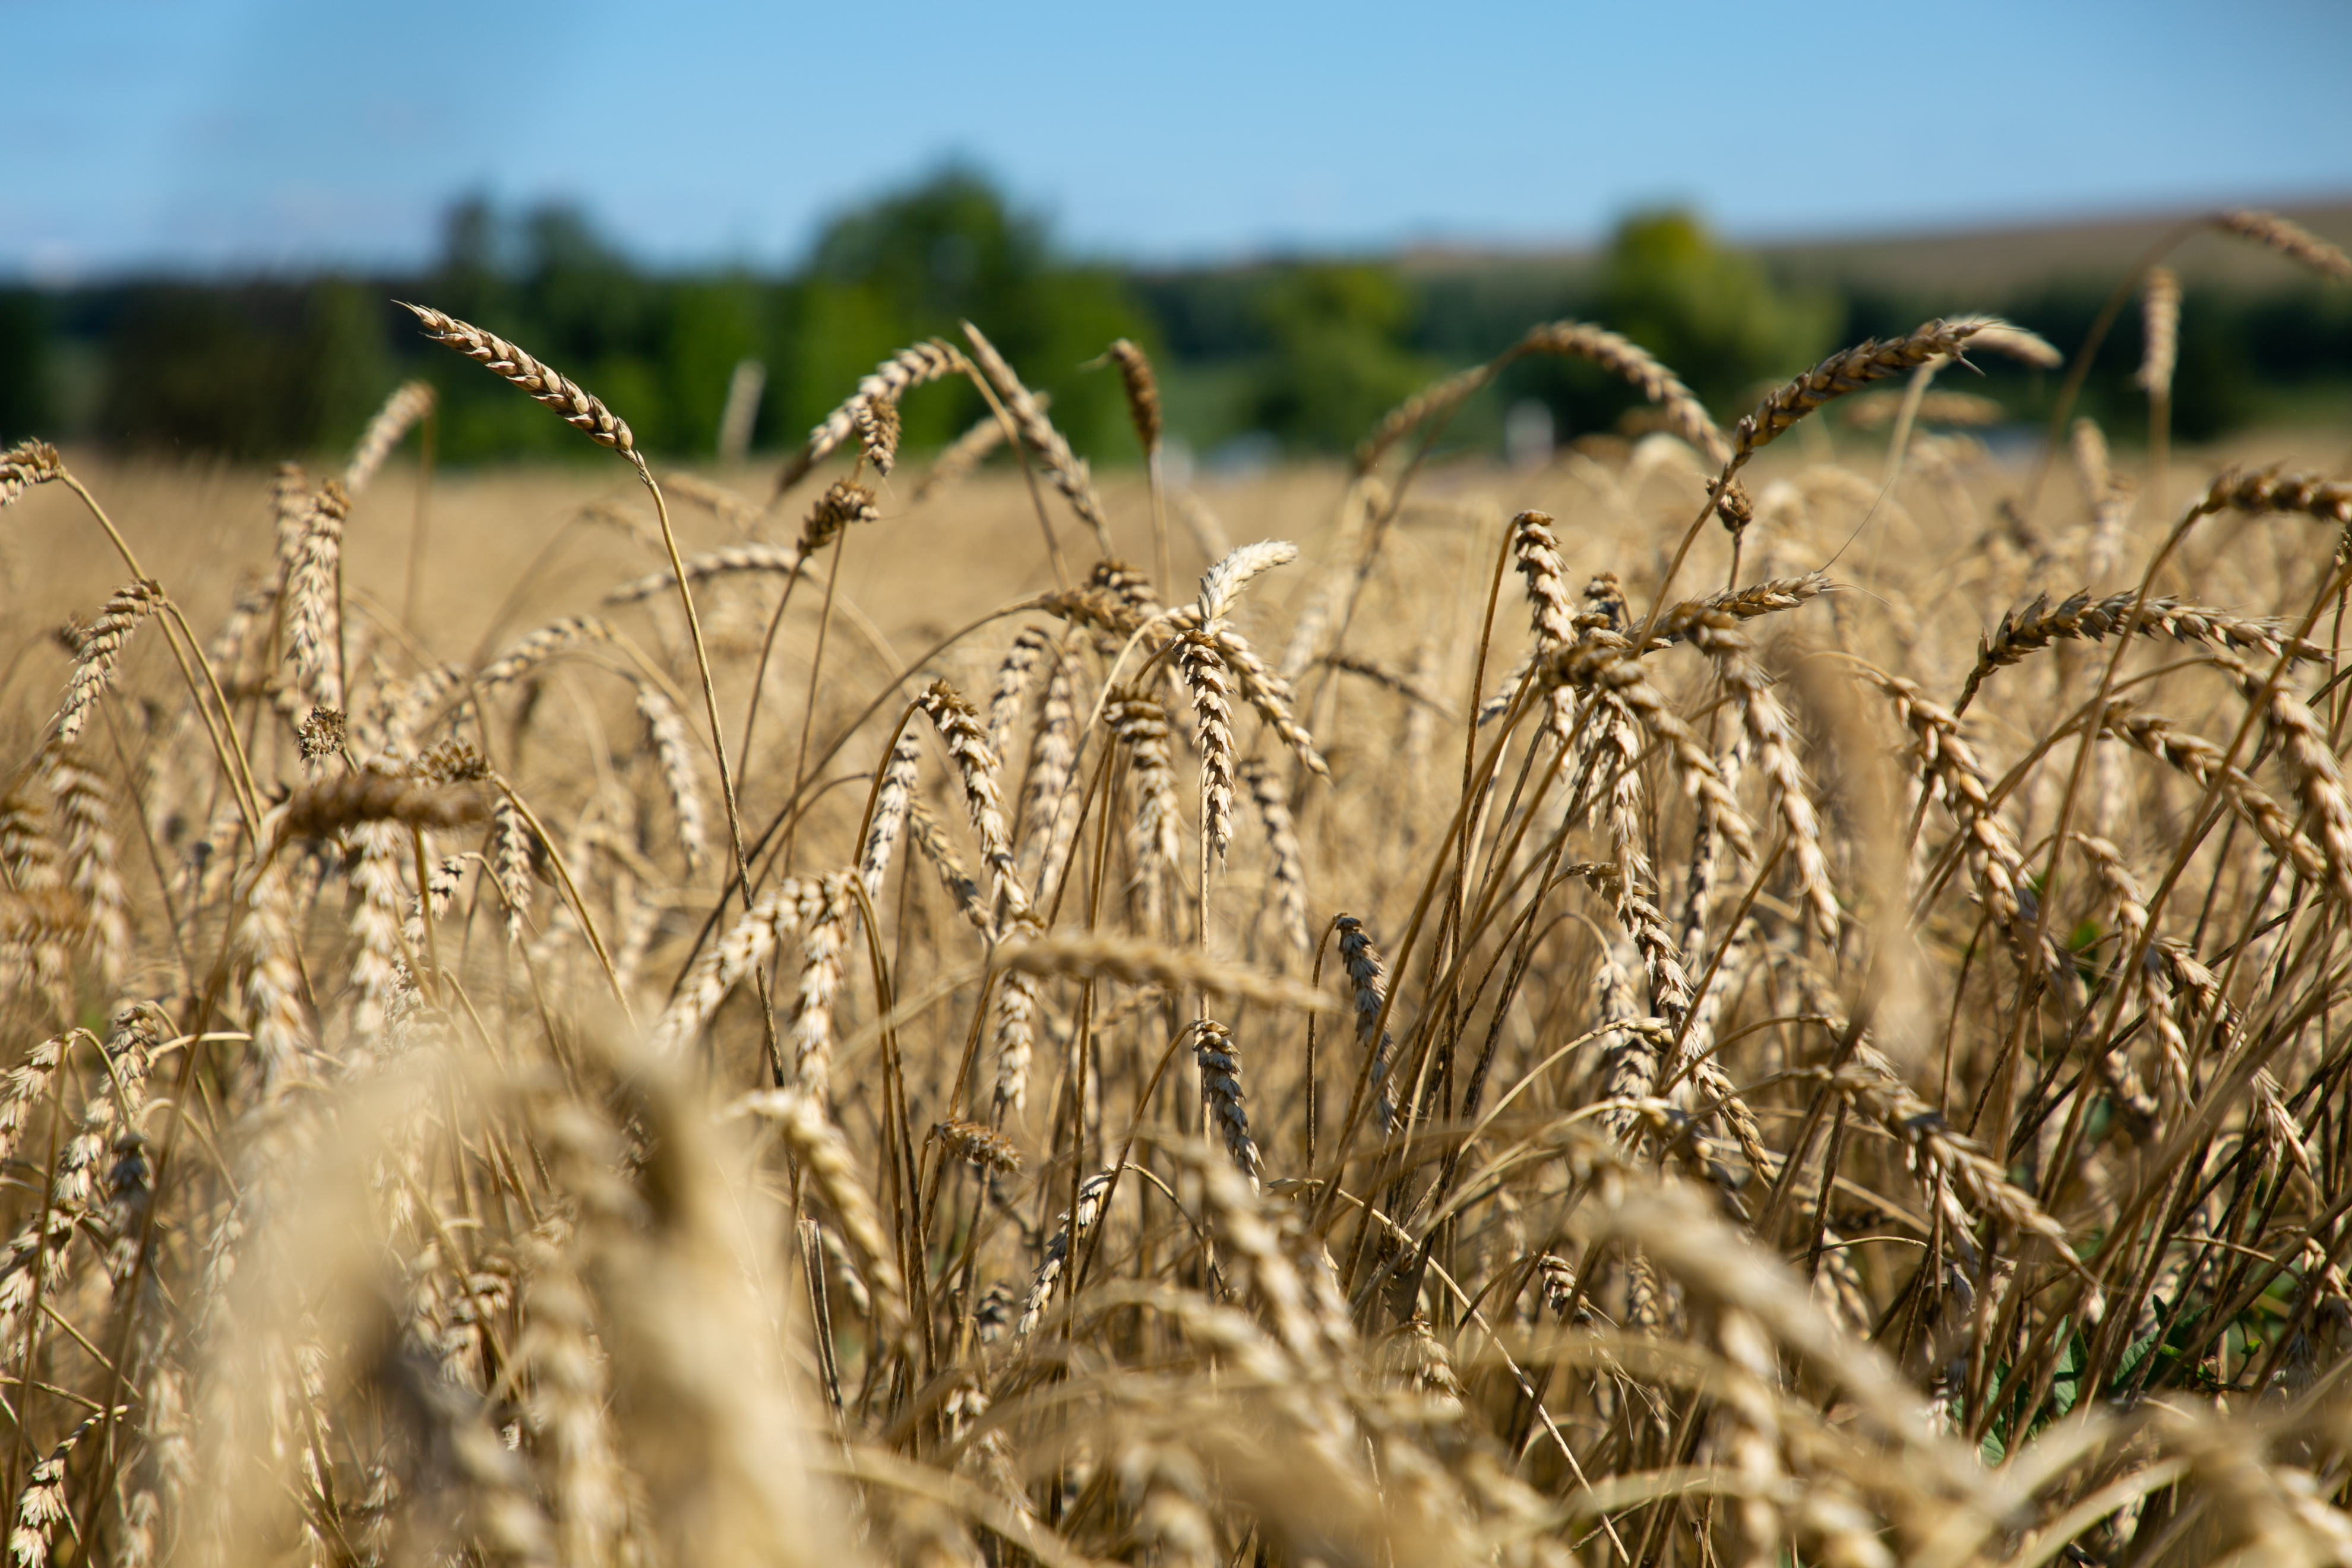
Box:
7 181 2352 473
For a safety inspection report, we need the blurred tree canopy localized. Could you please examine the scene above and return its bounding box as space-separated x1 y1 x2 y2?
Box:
1490 209 1836 445
1246 264 1431 451
4 178 2349 463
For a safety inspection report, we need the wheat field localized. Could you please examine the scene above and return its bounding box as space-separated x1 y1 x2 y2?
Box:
1 212 2351 1568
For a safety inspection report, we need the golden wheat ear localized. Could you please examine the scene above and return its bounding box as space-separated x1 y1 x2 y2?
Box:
397 302 635 451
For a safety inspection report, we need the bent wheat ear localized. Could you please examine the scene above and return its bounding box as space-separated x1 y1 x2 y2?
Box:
400 303 634 451
1734 317 2001 461
2210 208 2352 282
774 337 968 497
606 543 803 605
1195 540 1298 628
54 578 163 745
962 320 1114 553
343 380 435 494
270 767 488 844
2196 466 2352 526
1357 320 1728 473
1 440 64 508
994 932 1341 1011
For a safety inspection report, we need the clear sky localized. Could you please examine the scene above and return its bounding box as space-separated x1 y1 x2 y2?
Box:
8 0 2350 279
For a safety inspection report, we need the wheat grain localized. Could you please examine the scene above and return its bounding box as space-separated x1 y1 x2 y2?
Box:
798 478 879 554
282 477 350 712
732 1088 905 1329
650 877 819 1055
861 723 924 902
990 914 1042 1117
2212 650 2352 904
907 796 989 932
1108 688 1182 931
852 397 902 475
1016 1167 1118 1338
789 874 854 1095
8 1413 98 1568
1357 320 1729 473
1241 759 1310 965
1195 539 1298 629
2196 465 2352 525
1017 637 1080 896
1958 590 2322 710
1684 611 1836 943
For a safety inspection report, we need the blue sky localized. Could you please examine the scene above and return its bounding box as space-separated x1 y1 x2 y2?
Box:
8 0 2350 279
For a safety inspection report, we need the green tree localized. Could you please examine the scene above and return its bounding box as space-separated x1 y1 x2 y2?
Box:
779 167 1153 461
1247 263 1428 452
0 291 53 443
1597 209 1833 412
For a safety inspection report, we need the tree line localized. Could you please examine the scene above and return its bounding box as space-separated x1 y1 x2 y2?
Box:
4 170 2348 463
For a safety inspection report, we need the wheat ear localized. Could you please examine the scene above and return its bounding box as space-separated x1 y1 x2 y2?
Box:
773 338 968 497
400 304 632 449
343 380 435 495
605 543 802 605
962 321 1114 555
1193 1020 1263 1190
1357 321 1728 473
2209 209 2352 282
53 579 163 746
0 441 64 509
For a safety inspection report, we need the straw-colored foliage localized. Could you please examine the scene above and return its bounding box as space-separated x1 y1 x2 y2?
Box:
2 220 2351 1564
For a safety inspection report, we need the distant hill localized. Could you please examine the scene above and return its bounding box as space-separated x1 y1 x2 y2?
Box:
1395 200 2352 300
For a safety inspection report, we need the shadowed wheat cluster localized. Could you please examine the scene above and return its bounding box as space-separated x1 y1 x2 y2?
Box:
1 208 2351 1568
